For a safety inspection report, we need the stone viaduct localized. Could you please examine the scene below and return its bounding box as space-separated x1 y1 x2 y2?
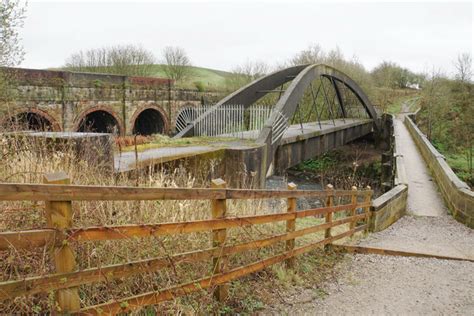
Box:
0 68 223 135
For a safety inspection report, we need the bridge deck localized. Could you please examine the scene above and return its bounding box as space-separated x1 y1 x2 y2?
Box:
115 118 373 172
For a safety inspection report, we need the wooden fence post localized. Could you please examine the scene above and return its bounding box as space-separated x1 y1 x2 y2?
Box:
285 182 297 269
364 186 372 233
43 172 81 312
350 186 358 233
210 178 228 302
324 184 334 250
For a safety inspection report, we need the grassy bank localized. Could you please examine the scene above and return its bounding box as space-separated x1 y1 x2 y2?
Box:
149 64 233 90
116 134 250 152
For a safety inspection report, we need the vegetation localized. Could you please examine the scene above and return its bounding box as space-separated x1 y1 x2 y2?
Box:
0 125 364 313
371 61 423 89
64 44 156 76
224 60 270 92
0 0 26 67
415 55 473 186
116 134 249 152
292 140 382 195
148 64 233 90
0 0 26 100
161 46 192 84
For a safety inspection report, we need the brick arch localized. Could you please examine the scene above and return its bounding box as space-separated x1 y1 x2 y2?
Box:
74 106 124 135
3 108 61 131
130 105 169 135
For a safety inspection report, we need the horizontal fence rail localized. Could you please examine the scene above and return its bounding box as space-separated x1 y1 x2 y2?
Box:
0 183 371 201
0 173 373 314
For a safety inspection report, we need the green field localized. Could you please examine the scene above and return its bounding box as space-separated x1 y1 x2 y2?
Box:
150 65 233 90
57 64 234 91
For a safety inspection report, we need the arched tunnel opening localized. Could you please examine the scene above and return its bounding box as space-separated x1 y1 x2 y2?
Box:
77 110 120 134
133 109 165 135
8 112 54 131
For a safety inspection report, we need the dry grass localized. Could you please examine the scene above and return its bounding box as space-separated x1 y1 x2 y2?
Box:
0 124 356 314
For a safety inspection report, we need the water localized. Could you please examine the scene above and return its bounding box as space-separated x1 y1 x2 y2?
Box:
266 174 324 211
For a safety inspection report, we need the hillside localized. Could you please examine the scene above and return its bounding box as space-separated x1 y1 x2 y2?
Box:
150 65 232 90
54 64 233 91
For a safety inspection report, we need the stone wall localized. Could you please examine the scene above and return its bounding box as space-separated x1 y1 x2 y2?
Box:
0 67 224 135
405 115 473 228
370 114 408 232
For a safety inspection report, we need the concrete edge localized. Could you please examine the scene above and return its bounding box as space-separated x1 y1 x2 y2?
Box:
372 184 408 210
404 115 473 228
369 114 408 232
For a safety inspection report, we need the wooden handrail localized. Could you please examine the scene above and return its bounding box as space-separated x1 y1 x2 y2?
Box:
77 226 367 315
0 202 370 249
0 213 368 300
0 182 372 201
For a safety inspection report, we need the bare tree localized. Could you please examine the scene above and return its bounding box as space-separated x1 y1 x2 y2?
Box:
291 44 323 65
1 0 26 101
225 60 269 91
454 53 472 83
423 67 445 141
64 44 156 76
0 0 26 67
161 46 192 83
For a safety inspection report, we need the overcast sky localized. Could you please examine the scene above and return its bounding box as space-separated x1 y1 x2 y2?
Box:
21 1 473 76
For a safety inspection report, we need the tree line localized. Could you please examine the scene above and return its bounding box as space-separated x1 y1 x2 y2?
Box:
64 45 192 83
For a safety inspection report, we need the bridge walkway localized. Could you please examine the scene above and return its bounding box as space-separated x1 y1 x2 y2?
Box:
356 115 474 259
262 111 474 315
114 118 371 172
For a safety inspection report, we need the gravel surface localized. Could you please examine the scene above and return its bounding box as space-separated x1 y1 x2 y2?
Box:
262 254 474 315
356 215 474 260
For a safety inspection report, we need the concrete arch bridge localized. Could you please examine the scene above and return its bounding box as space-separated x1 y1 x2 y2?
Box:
174 64 382 179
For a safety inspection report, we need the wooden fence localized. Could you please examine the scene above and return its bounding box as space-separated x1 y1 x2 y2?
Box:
0 172 372 314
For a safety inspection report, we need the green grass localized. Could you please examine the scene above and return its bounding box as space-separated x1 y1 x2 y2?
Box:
386 95 420 114
150 65 233 90
57 64 234 91
120 134 254 152
294 153 338 172
431 140 473 186
445 152 473 186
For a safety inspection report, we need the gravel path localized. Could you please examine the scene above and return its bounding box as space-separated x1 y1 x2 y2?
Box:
262 254 474 315
357 215 474 260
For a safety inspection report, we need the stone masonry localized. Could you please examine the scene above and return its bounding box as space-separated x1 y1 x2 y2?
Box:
0 67 224 135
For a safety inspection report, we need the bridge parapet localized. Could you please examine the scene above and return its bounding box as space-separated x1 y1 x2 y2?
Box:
405 115 473 228
370 114 408 232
